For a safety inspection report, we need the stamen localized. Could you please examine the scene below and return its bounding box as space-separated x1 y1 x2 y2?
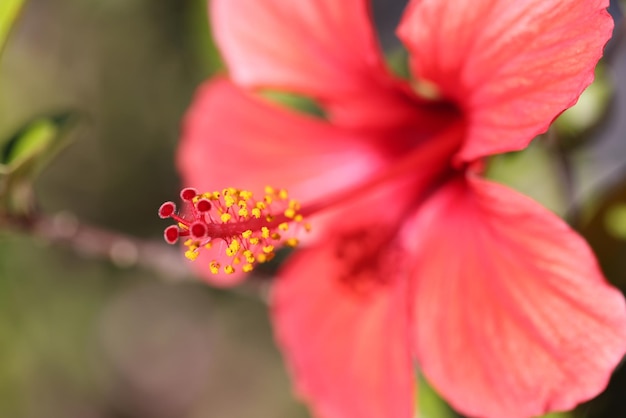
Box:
158 186 309 275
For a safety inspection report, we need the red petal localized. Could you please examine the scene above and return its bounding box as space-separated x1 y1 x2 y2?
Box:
212 0 385 99
398 0 613 161
211 0 441 131
178 78 387 209
272 243 413 418
404 177 626 417
177 79 389 283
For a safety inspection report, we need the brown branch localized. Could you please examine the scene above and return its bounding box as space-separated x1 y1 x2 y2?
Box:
2 210 271 301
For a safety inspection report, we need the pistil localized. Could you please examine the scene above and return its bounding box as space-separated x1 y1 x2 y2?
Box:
159 186 309 275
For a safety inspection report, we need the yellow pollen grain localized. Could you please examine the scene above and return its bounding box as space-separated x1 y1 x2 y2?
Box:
238 207 249 217
204 242 213 249
224 195 235 208
239 190 252 200
224 265 235 275
278 222 289 231
284 208 296 218
226 240 240 256
242 230 253 239
211 191 220 199
264 195 273 204
220 213 232 223
243 250 255 263
184 239 193 246
256 202 266 210
257 253 267 263
271 232 281 240
263 245 274 254
209 261 220 274
278 189 288 200
243 263 254 273
294 214 303 222
233 257 241 265
185 250 199 261
285 238 299 247
251 208 261 218
289 200 301 210
238 199 247 208
264 186 275 195
249 237 260 245
261 227 270 239
266 215 274 222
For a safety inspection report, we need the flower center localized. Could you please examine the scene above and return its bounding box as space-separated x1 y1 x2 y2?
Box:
159 186 310 275
159 122 465 278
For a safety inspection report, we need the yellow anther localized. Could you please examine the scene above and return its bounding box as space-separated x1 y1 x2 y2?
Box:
242 230 253 239
239 190 253 200
285 238 299 247
266 215 274 222
223 187 237 196
278 189 288 200
279 222 289 231
261 227 270 239
264 186 275 195
224 265 235 274
224 195 235 208
263 245 274 254
249 237 260 245
179 222 188 230
264 195 273 204
220 213 232 222
229 240 240 252
209 261 220 274
284 208 296 218
226 240 240 256
238 207 249 217
211 191 220 199
294 214 303 222
255 202 266 210
243 263 254 273
251 208 261 218
271 232 281 240
257 253 268 263
233 257 241 264
185 249 199 261
204 242 213 249
238 199 247 208
184 239 194 246
243 250 255 263
289 199 301 210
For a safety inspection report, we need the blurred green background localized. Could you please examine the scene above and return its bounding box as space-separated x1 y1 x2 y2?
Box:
0 0 626 417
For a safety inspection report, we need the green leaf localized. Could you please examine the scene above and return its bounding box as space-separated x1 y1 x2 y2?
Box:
1 112 75 172
0 112 78 215
0 0 25 54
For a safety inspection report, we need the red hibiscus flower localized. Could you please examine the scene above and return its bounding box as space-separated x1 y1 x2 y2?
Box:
162 0 626 417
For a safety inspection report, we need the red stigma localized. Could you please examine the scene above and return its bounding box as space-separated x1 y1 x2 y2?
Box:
190 222 207 239
180 187 198 201
158 202 176 219
196 198 212 212
164 225 180 244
